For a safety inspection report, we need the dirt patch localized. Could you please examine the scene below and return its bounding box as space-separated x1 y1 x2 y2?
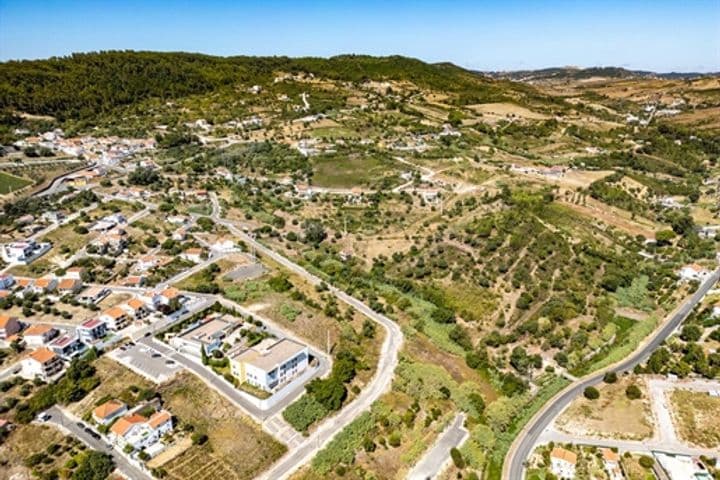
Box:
146 436 192 469
556 377 654 440
466 102 550 123
669 389 720 449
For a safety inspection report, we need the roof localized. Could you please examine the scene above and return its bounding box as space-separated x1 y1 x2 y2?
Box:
184 248 203 255
29 347 57 364
58 278 81 290
22 324 55 336
80 318 104 329
110 413 147 436
67 267 85 273
34 277 54 288
93 400 126 420
0 315 18 328
16 278 33 287
50 335 78 348
232 338 306 372
80 286 107 297
124 275 144 285
685 263 706 272
160 287 180 300
550 447 577 465
148 410 171 429
126 298 146 310
601 448 619 463
103 306 127 319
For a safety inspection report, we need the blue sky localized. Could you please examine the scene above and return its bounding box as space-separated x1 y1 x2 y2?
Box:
1 0 718 72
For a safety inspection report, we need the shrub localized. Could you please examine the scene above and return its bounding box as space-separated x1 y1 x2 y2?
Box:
388 431 402 447
450 447 465 469
283 394 330 432
625 384 642 400
191 433 208 445
603 371 618 383
639 455 654 469
583 386 600 400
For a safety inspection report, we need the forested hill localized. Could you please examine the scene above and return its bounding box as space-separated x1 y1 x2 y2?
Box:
0 51 525 121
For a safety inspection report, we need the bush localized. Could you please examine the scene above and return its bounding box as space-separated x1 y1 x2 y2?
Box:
191 433 208 445
603 371 618 383
450 447 465 469
388 431 401 447
625 384 642 400
283 394 330 432
583 386 600 400
639 455 654 469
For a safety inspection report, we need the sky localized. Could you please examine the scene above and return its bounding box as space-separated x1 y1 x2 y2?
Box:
0 0 718 72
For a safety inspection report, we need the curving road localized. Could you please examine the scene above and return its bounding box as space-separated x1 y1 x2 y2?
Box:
208 193 404 480
504 269 720 480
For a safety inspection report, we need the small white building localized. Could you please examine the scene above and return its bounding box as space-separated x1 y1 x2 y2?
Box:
77 318 108 344
92 400 128 425
49 334 86 359
0 240 51 265
109 410 173 451
601 448 624 480
21 324 59 347
100 306 131 331
550 447 577 479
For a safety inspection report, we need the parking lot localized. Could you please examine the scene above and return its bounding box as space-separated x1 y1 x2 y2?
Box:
109 341 182 383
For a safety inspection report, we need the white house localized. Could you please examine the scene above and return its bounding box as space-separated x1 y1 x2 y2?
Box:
230 338 309 392
30 277 57 295
100 306 131 331
601 448 623 480
22 347 64 381
121 298 152 321
21 324 59 347
109 410 173 451
77 286 110 305
550 447 577 479
180 248 204 263
211 239 238 253
0 240 51 265
49 334 86 359
77 318 108 344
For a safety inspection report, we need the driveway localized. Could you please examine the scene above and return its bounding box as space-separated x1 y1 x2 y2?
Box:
407 413 469 480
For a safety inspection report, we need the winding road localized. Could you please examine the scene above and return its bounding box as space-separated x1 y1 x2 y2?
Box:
208 193 404 479
504 269 720 480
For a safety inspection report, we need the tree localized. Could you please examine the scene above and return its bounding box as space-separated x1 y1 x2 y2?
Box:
583 386 600 400
71 451 114 480
128 167 160 186
680 324 702 342
638 455 654 469
625 384 642 400
302 219 327 245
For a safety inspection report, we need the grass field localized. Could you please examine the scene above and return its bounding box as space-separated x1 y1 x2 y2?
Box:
670 389 720 448
0 424 80 480
0 170 32 195
312 154 399 188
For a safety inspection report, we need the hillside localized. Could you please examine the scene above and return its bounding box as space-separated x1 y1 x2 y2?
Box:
0 51 536 121
484 66 715 82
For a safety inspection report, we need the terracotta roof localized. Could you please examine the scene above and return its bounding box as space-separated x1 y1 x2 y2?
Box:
0 291 9 299
0 315 18 328
34 277 54 288
29 347 57 364
126 298 146 310
601 448 619 463
160 287 180 300
124 275 144 285
184 248 203 255
22 324 55 336
16 278 33 287
110 413 147 436
103 307 127 319
93 400 126 420
148 411 171 429
58 278 81 290
551 447 577 465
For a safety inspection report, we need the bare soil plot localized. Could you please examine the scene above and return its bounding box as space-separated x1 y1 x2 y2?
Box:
466 102 550 123
669 389 720 449
557 197 660 239
158 373 286 480
556 377 654 440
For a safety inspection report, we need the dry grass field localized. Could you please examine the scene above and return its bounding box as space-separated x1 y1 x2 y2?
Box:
158 373 286 480
556 377 654 440
669 389 720 449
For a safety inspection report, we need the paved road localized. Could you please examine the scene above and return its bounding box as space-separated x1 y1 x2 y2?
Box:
407 413 469 480
504 269 720 480
209 193 404 480
45 406 151 480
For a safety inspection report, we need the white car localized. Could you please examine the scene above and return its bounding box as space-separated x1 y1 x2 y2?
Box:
36 411 51 422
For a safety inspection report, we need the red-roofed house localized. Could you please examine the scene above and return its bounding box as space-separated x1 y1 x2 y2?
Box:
77 318 107 343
